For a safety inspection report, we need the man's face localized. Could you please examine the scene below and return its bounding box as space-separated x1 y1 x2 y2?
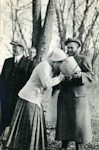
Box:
66 42 79 56
29 48 36 59
13 46 23 56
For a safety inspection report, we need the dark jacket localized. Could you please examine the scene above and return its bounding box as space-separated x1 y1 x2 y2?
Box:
0 56 34 128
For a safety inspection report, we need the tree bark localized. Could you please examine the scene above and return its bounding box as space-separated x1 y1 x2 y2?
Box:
36 0 58 62
72 0 76 37
32 0 42 49
56 4 66 51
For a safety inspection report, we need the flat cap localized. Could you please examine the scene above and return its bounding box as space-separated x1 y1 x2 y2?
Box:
10 41 23 48
65 38 81 47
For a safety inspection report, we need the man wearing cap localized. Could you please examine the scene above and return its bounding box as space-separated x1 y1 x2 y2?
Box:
0 41 33 136
56 38 93 150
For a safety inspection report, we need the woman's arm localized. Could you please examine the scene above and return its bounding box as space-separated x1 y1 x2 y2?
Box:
38 62 64 90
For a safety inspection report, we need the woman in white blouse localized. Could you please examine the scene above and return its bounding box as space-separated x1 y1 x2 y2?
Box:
5 49 66 150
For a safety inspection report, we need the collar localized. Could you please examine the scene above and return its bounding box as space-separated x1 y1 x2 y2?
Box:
15 54 23 63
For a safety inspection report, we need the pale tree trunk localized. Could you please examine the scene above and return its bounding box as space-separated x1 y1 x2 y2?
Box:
36 0 58 62
56 1 66 51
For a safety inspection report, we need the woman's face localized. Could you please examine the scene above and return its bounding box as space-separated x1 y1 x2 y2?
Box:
53 61 63 72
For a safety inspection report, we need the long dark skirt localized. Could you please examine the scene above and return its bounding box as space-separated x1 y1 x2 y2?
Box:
6 98 47 150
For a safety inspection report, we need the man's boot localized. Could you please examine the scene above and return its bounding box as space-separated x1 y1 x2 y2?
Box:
61 140 69 150
76 142 84 150
76 143 79 150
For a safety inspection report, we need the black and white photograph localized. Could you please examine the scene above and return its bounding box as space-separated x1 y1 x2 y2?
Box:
0 0 99 149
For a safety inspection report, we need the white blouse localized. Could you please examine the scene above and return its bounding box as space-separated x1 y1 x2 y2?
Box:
18 61 64 107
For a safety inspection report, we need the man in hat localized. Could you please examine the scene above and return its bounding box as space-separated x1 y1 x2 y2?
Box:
55 38 93 150
0 41 33 137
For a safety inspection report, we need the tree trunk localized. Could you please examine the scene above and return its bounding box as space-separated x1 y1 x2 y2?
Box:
36 0 58 62
56 6 66 51
32 0 42 50
72 0 76 37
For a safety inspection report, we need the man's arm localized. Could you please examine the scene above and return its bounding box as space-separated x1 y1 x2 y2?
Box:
72 56 94 84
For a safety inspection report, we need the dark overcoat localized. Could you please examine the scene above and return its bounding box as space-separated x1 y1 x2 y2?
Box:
56 55 94 143
0 56 34 129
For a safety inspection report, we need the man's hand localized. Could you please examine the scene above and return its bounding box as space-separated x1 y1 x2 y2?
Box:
72 72 82 79
59 72 65 81
65 75 72 81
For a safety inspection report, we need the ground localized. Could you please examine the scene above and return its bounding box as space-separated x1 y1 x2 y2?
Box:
0 119 99 150
46 118 99 150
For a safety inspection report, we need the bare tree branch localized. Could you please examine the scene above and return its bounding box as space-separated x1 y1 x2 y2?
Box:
92 32 99 65
65 1 73 36
17 1 32 11
56 5 66 50
23 18 32 22
16 11 28 55
10 2 15 40
78 0 95 42
82 11 99 51
9 0 16 9
88 0 95 8
72 0 76 37
75 0 85 10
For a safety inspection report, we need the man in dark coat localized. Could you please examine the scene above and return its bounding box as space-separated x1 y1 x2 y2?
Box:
55 38 94 150
0 41 33 134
